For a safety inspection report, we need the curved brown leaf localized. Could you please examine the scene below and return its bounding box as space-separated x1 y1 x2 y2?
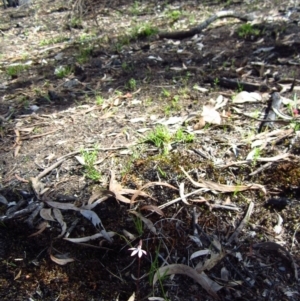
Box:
153 264 222 299
131 182 178 203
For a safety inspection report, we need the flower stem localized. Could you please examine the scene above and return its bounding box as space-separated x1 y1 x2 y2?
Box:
136 257 141 300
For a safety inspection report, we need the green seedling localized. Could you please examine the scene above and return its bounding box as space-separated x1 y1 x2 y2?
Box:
172 95 179 103
70 17 83 28
80 148 101 181
162 88 171 98
33 127 41 134
144 97 153 106
21 52 29 60
157 166 167 178
130 23 158 39
293 122 300 131
287 93 299 118
166 10 182 22
95 95 104 105
118 35 131 47
148 247 160 284
213 77 219 87
164 96 182 115
6 64 28 78
181 72 192 86
189 14 196 24
174 128 195 143
78 33 96 43
144 125 172 154
130 1 141 15
76 46 93 64
236 82 244 93
237 23 260 39
3 260 17 268
149 246 170 301
252 147 261 165
121 62 130 71
39 36 69 46
18 95 30 109
54 65 72 78
251 109 260 119
144 125 194 154
126 78 137 91
132 215 143 235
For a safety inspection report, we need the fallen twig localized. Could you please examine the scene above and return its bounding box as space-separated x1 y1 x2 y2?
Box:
158 10 255 40
226 201 254 245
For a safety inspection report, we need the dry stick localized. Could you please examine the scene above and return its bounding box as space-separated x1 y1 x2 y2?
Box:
249 162 272 176
57 146 128 161
35 146 129 181
158 188 207 209
158 10 255 40
219 153 290 169
36 159 65 181
226 201 254 245
22 129 59 140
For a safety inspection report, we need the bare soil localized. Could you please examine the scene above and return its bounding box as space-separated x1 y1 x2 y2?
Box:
0 0 300 300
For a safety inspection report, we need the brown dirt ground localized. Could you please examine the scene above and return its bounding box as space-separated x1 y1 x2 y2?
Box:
1 0 300 300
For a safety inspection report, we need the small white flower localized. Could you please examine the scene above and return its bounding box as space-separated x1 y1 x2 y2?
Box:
128 240 147 258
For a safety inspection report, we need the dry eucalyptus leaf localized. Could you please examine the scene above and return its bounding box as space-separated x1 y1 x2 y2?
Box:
75 155 85 165
109 170 136 203
109 170 156 204
156 116 183 125
180 166 266 194
88 190 104 205
40 208 55 221
80 209 102 228
14 269 22 280
45 153 55 162
46 201 80 211
30 177 45 196
201 104 221 125
190 249 211 260
131 182 177 203
64 231 116 243
100 229 114 243
179 182 190 205
28 221 48 237
130 117 146 123
193 117 206 130
199 250 226 272
153 264 222 299
221 267 229 281
140 205 164 216
50 253 75 265
53 208 67 238
122 229 136 240
273 213 283 234
0 194 8 205
127 292 135 301
232 91 262 103
193 84 209 93
189 235 203 247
